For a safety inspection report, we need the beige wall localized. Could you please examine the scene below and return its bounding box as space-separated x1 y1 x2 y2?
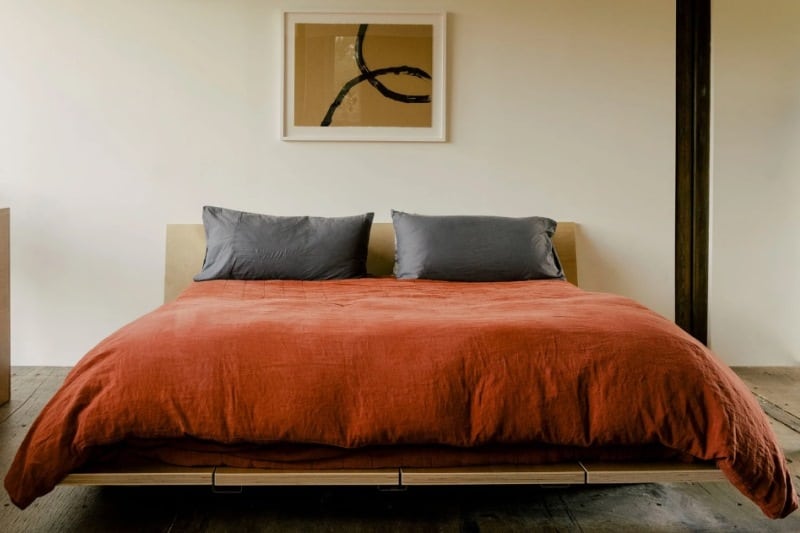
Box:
0 0 676 366
710 0 800 365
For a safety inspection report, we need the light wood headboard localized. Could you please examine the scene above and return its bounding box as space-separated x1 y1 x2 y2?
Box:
164 222 578 303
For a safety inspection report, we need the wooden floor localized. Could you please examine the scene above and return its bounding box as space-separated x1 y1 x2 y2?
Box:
1 367 799 532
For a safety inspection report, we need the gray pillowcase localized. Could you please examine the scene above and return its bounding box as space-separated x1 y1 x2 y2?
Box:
194 206 374 281
392 211 564 282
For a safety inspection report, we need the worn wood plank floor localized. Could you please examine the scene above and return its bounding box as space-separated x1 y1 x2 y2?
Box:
1 366 798 532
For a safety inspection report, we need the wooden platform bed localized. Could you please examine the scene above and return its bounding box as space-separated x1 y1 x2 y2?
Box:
57 222 728 490
3 211 791 518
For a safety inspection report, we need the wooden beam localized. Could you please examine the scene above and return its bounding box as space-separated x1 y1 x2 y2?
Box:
675 0 711 344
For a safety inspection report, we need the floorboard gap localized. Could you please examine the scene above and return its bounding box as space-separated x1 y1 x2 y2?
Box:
754 394 800 434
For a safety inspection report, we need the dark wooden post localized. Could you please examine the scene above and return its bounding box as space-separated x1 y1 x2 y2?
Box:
675 0 710 343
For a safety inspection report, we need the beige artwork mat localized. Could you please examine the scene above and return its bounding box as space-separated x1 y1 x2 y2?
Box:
294 23 433 128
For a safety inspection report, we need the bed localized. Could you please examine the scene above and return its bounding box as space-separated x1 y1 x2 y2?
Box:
4 217 797 519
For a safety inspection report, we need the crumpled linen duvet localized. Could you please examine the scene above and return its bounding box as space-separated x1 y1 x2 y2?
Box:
5 279 797 518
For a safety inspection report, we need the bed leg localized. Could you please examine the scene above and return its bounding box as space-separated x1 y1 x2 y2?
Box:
211 485 243 494
377 485 408 492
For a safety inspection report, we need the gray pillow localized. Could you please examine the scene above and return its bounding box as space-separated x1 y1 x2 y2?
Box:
392 211 564 281
194 206 374 281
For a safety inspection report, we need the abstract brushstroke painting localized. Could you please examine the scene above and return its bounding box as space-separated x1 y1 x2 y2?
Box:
283 13 446 141
318 23 432 127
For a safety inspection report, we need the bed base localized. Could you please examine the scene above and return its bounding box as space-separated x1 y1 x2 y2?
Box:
61 462 725 488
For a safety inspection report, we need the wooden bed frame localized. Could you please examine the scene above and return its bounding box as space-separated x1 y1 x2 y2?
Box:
61 221 725 487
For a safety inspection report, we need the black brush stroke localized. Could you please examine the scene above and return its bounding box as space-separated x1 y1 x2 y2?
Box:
354 24 431 104
321 66 431 127
321 24 432 127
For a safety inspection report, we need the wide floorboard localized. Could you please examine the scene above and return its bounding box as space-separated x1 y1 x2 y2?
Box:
1 366 799 532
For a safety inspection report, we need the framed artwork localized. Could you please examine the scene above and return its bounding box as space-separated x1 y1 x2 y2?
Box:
282 12 447 142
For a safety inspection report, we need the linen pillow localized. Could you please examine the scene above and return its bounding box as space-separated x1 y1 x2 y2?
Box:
392 211 564 281
194 206 374 281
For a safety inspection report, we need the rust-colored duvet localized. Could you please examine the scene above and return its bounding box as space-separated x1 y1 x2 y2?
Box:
5 279 797 517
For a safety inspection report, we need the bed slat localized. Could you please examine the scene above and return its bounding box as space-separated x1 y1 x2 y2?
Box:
401 464 586 485
61 465 215 486
581 462 726 484
213 468 399 486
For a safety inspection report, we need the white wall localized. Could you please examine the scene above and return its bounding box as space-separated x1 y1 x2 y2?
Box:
0 0 676 366
710 0 800 365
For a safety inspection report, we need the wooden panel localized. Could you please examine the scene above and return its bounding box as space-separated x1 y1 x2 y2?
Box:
164 221 579 303
164 224 206 303
582 462 726 484
214 468 399 486
401 465 585 485
61 465 214 486
553 221 577 286
0 208 8 405
365 222 395 277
